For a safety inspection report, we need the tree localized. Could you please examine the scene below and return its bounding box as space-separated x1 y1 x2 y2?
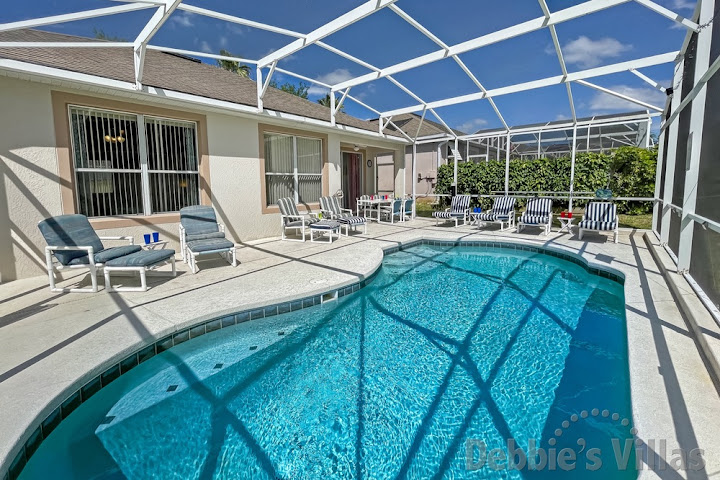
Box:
269 80 309 99
217 49 250 77
317 93 345 111
93 28 127 41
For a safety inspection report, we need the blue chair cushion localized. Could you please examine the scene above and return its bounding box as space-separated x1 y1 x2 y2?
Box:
38 214 104 266
67 244 142 266
180 206 220 236
105 249 175 267
187 238 235 253
185 231 226 242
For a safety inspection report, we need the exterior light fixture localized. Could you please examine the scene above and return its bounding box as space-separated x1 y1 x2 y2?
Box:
353 145 360 151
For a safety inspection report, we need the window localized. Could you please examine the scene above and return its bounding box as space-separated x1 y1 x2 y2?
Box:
264 133 322 206
69 106 199 217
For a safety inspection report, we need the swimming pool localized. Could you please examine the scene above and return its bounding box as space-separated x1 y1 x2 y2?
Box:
19 244 632 479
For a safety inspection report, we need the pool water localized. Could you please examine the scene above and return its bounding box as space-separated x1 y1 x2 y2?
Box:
20 245 633 479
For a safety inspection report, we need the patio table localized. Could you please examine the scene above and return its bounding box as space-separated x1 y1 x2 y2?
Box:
357 198 394 222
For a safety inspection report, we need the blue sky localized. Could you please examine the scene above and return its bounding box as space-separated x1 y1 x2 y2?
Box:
6 0 695 133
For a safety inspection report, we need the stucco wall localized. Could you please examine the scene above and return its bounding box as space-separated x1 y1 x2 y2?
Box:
0 76 63 282
0 75 407 282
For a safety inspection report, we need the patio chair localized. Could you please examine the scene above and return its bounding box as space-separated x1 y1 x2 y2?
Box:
432 194 470 227
320 195 353 219
180 205 237 273
476 196 516 231
380 198 403 224
320 195 367 234
38 214 141 293
578 201 619 243
277 197 319 242
402 198 414 221
517 197 553 235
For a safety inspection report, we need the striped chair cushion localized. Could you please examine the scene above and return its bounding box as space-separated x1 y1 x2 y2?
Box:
277 197 299 217
477 212 496 221
449 195 471 213
579 220 617 231
337 216 366 225
524 198 552 217
585 202 617 223
319 196 332 214
520 214 549 225
285 219 316 228
433 211 465 219
492 196 516 215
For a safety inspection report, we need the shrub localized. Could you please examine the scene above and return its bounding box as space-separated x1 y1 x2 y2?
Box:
434 146 657 214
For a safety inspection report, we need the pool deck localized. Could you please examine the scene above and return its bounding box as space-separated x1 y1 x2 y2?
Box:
1 218 719 479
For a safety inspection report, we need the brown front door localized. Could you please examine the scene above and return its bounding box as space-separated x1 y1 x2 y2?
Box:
342 152 362 209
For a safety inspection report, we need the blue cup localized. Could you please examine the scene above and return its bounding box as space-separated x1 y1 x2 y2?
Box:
143 233 151 244
152 232 159 243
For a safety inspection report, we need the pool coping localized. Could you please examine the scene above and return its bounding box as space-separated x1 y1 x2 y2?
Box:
2 237 626 480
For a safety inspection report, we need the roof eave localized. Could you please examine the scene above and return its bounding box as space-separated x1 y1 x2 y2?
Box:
0 58 409 144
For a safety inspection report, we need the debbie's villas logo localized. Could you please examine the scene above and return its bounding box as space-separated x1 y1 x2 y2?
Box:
465 409 705 473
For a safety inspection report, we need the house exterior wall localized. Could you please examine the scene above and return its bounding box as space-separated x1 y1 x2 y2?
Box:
0 75 405 282
404 142 445 199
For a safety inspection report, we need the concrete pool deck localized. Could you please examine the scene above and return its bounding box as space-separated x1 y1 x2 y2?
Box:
1 218 719 479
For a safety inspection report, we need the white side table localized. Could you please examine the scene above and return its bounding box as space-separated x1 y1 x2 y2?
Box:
141 240 169 250
558 217 575 234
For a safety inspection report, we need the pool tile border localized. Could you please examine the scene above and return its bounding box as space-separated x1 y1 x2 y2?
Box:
4 238 622 480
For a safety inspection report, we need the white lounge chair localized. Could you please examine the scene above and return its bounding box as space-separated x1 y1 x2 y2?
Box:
320 195 367 234
38 214 174 292
517 197 553 235
476 196 516 231
180 205 237 273
277 197 319 242
578 201 619 243
432 194 470 227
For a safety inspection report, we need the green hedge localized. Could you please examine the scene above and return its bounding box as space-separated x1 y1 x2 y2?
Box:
435 146 657 214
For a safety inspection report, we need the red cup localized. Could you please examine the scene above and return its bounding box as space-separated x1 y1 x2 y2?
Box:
568 212 573 218
560 211 566 218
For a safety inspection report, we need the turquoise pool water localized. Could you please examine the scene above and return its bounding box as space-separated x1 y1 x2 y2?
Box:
20 244 632 479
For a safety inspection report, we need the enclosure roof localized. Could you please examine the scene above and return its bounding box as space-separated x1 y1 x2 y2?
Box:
0 0 697 142
368 113 466 139
0 29 404 138
471 110 655 135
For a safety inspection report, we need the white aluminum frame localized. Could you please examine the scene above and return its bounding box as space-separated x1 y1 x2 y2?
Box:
0 0 693 146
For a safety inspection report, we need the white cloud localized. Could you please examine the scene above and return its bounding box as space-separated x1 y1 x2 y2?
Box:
668 0 695 10
307 68 354 96
560 36 632 68
355 82 376 101
588 85 666 112
199 40 213 53
219 36 228 49
170 11 194 28
456 118 488 134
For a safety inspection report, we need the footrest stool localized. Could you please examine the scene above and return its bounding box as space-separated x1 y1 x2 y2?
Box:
104 249 176 292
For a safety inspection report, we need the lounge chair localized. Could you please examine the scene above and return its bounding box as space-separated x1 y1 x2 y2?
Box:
432 194 470 227
578 201 619 243
320 196 353 219
179 205 237 273
380 198 403 224
277 197 319 242
320 195 367 234
476 196 516 231
38 214 141 292
517 197 553 235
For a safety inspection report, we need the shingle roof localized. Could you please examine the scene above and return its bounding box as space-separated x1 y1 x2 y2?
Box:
368 112 466 139
0 29 404 138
